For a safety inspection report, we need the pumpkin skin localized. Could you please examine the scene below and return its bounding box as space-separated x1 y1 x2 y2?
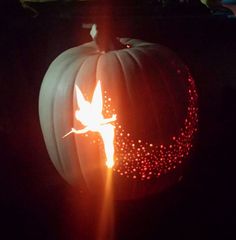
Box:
39 38 198 200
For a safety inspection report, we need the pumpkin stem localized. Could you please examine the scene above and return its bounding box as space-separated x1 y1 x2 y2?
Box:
90 24 126 53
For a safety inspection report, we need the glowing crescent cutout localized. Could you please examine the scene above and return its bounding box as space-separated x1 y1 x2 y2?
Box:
63 75 198 178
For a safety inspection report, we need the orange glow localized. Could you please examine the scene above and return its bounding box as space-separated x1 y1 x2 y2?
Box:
97 168 114 240
63 80 116 168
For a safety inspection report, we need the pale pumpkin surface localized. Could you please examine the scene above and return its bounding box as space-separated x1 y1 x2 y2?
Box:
39 38 197 199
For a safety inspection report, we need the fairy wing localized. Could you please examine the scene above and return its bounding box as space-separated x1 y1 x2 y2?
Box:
91 80 103 114
75 85 87 109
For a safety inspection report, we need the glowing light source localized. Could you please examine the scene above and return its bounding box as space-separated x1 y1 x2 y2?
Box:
63 72 198 178
63 80 117 168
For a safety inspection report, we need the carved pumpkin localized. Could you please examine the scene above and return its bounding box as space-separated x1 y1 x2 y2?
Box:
39 34 198 200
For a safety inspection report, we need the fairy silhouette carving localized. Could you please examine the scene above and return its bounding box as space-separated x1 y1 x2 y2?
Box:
63 80 117 168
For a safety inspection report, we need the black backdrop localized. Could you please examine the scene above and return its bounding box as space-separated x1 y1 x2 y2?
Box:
1 2 236 240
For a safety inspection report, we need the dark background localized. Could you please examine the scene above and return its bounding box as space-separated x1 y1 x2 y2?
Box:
1 1 236 239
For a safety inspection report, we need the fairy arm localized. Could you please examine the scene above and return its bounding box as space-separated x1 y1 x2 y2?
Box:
63 127 89 138
101 114 117 125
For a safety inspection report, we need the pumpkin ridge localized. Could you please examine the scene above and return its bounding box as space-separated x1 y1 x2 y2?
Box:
123 49 163 131
129 48 163 140
121 49 148 115
73 54 101 90
124 49 142 68
95 53 103 85
47 56 79 177
53 55 92 180
52 56 82 178
51 45 92 66
71 54 102 180
112 51 133 104
138 47 183 133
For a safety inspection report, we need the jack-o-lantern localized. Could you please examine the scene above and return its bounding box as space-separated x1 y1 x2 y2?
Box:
39 26 198 200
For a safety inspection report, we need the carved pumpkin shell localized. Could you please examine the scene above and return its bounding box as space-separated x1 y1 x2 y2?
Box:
39 38 198 199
